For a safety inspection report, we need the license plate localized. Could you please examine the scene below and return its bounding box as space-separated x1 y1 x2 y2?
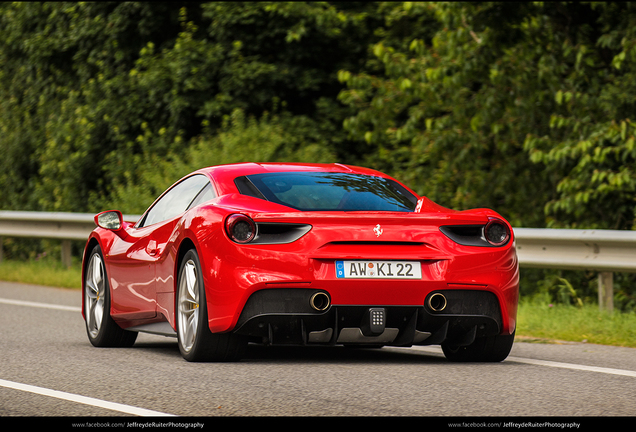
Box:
335 260 421 279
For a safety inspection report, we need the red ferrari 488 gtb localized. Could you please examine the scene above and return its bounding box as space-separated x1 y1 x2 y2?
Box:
82 163 518 362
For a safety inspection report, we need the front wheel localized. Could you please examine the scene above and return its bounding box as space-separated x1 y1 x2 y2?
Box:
84 245 137 347
176 249 247 362
441 331 515 362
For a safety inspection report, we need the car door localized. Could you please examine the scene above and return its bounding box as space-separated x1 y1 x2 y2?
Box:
108 174 212 325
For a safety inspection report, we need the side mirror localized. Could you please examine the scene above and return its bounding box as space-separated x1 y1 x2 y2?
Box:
95 210 124 231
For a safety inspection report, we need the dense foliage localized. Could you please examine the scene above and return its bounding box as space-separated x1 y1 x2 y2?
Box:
0 2 377 212
339 2 636 230
1 2 635 308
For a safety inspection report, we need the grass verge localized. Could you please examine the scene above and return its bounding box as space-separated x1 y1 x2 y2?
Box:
1 259 635 348
516 301 636 348
0 258 82 289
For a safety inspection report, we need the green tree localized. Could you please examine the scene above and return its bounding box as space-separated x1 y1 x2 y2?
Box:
524 2 636 229
0 2 379 213
107 108 336 214
0 2 185 211
338 2 636 230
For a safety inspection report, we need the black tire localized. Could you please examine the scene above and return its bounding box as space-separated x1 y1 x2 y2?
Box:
176 249 247 362
84 245 138 347
442 331 515 362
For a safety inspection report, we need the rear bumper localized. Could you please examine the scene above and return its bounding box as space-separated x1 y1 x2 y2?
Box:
200 230 519 337
232 288 505 347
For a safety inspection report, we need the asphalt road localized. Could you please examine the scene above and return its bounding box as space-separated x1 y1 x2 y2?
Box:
1 281 635 422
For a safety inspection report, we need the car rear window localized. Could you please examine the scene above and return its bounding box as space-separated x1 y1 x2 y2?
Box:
235 172 417 212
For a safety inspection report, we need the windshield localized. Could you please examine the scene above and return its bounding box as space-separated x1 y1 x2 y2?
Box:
235 172 417 212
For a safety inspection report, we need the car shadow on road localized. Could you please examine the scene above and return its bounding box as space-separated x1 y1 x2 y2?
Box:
243 344 451 364
130 337 449 363
129 340 525 366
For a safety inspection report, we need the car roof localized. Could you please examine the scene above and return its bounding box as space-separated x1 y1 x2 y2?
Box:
197 162 387 176
195 162 397 196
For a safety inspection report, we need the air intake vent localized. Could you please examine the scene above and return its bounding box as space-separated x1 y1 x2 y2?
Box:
252 223 311 244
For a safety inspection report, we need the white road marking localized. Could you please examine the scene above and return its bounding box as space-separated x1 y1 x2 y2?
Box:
5 295 636 384
0 297 81 312
0 297 175 416
507 356 636 378
406 346 636 378
0 378 175 417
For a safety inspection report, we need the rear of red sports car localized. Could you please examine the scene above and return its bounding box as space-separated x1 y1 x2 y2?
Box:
83 162 518 362
190 164 519 361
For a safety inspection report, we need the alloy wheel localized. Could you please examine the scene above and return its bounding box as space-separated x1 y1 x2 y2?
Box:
178 259 200 353
85 253 106 339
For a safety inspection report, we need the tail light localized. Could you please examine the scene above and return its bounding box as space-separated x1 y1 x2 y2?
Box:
225 214 312 244
440 218 511 247
225 214 257 244
484 218 510 246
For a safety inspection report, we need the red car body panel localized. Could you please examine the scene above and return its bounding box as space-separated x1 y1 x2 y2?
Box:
82 162 519 350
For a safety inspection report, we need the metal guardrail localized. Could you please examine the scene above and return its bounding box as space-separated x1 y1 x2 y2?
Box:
514 228 636 312
1 211 634 311
0 211 141 267
513 228 636 273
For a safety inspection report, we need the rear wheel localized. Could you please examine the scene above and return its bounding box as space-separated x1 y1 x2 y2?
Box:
84 245 138 347
176 249 247 362
442 331 515 362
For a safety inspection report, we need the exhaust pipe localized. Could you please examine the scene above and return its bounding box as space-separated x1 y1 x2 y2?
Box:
427 293 447 312
310 292 330 311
